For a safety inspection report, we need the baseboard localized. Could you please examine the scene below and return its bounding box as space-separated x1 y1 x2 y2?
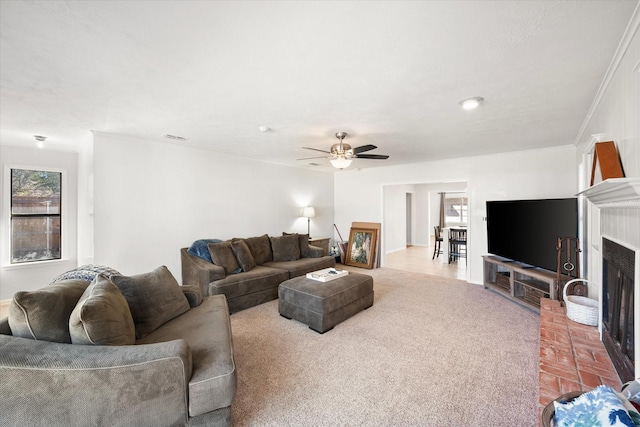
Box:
386 247 407 254
387 244 429 254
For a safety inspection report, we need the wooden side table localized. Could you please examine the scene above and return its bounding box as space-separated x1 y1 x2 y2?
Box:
308 237 330 256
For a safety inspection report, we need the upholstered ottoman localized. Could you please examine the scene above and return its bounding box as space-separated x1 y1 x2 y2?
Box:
278 272 374 333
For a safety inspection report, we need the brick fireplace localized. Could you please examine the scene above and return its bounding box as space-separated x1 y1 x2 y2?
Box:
538 178 640 421
538 299 621 421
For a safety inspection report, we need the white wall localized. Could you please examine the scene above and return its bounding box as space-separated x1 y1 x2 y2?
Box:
414 185 430 246
0 145 79 299
77 134 94 266
93 132 334 281
335 145 578 284
382 184 414 253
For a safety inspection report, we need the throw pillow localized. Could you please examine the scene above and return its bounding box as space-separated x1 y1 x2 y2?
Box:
244 234 273 265
111 266 190 339
208 241 241 274
187 239 223 263
231 239 257 272
270 234 300 262
69 274 135 345
8 279 90 343
180 285 203 308
284 232 310 258
298 234 311 258
553 385 637 426
50 264 121 284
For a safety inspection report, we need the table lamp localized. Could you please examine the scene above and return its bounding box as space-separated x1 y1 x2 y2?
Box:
302 206 315 238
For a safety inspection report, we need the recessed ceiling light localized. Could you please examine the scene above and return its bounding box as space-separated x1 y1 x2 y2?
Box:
459 97 484 110
258 126 270 133
163 134 188 141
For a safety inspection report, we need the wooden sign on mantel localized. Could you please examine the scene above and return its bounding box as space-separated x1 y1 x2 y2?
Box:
590 141 625 186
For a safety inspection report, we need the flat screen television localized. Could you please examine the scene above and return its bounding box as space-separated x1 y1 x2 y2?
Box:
486 198 578 272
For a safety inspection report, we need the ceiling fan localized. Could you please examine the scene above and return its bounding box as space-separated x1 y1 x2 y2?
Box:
298 132 389 169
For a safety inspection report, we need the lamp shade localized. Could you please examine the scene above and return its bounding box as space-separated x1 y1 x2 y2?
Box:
330 157 352 169
460 96 484 110
302 206 315 218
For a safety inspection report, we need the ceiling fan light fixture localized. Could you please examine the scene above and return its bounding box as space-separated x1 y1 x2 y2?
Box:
330 157 352 169
34 135 46 148
460 97 484 110
299 130 388 168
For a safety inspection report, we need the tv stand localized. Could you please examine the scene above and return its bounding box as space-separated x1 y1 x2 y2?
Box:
482 255 559 313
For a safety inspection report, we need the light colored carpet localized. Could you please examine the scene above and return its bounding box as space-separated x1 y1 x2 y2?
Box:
229 267 539 426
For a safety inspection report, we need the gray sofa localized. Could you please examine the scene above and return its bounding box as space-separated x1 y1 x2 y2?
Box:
182 233 336 313
0 266 236 427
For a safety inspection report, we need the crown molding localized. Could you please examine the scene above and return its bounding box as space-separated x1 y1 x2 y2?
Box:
573 3 640 147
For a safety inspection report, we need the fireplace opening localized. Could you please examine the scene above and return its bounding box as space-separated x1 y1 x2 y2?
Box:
602 238 636 383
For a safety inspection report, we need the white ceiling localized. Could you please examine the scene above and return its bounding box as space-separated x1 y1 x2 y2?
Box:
1 1 637 172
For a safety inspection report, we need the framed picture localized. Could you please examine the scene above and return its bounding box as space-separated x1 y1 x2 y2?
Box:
345 227 378 269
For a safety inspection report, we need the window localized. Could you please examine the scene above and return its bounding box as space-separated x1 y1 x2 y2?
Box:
444 194 468 226
10 168 62 263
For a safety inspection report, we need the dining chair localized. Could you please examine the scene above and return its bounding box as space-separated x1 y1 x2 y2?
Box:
448 228 467 264
432 226 443 259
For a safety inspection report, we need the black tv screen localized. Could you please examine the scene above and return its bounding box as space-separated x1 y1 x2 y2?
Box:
486 198 578 272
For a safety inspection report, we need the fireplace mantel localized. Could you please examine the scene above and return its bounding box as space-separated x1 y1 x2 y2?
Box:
576 178 640 208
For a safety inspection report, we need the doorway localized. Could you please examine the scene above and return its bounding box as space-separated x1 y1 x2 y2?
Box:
382 181 469 281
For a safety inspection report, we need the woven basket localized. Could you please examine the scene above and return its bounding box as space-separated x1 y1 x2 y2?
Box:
524 286 546 309
495 272 510 292
563 279 598 326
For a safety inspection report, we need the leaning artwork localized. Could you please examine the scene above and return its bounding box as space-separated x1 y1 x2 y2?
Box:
345 227 377 269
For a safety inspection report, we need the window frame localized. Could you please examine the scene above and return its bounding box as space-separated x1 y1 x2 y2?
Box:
3 164 67 267
444 193 468 227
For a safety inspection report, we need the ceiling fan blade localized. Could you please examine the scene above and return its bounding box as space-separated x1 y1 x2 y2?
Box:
355 154 389 160
302 147 331 154
353 144 378 154
297 155 329 160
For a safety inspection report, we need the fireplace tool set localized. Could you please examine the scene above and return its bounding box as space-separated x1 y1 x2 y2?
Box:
557 237 598 326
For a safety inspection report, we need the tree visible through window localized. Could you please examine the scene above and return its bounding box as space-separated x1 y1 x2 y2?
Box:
11 168 62 263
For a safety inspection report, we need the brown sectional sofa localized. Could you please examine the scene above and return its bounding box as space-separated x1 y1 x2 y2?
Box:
181 233 336 313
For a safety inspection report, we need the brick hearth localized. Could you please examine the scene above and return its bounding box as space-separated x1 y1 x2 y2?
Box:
538 298 622 422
